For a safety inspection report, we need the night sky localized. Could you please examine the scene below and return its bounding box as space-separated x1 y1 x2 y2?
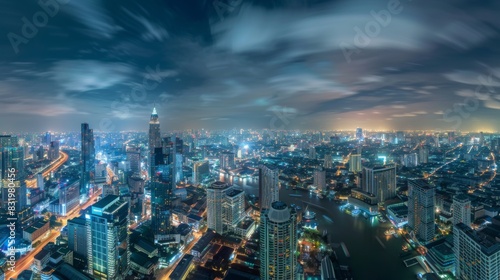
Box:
1 0 500 132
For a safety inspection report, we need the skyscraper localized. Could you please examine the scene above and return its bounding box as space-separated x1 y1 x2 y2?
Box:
418 146 429 164
323 153 333 169
48 140 59 161
349 154 362 173
408 179 435 243
453 194 471 227
356 127 364 141
313 168 326 193
403 153 418 167
126 146 141 174
258 164 280 211
308 146 316 159
148 107 161 178
260 201 298 280
87 195 129 279
81 123 95 197
207 181 231 234
454 223 500 279
361 165 396 203
192 160 209 185
223 188 245 229
0 136 27 212
67 216 88 260
220 152 235 170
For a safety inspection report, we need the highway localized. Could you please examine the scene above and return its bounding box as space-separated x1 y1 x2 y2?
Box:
26 151 69 188
5 188 102 280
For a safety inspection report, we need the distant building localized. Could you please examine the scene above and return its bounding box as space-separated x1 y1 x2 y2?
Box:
86 195 129 279
403 153 418 167
408 180 435 243
418 146 429 164
258 165 279 211
323 153 333 169
192 160 209 184
80 123 95 197
220 152 235 170
313 168 326 193
356 128 364 141
349 154 362 173
452 194 471 228
260 201 298 280
126 146 141 174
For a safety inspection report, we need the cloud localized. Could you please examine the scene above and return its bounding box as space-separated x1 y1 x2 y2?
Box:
267 105 297 114
51 60 132 92
66 0 122 38
444 70 500 87
123 9 169 42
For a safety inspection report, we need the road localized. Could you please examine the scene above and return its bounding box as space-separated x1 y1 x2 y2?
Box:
156 233 202 280
26 151 69 188
5 188 102 279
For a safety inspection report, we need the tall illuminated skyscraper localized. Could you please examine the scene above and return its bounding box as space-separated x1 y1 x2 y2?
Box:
258 164 279 211
87 195 129 280
207 181 231 234
260 201 298 280
361 164 396 203
81 123 95 197
148 107 161 178
408 179 435 243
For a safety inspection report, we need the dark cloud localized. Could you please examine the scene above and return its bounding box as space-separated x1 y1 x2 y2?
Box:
1 0 500 132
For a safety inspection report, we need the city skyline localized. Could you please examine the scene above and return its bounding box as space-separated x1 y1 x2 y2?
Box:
1 0 500 132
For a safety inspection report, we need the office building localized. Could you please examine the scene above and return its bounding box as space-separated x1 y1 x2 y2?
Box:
313 168 326 193
260 201 298 280
403 153 419 167
356 128 364 141
408 179 435 243
87 195 130 279
454 223 500 279
58 180 80 216
361 165 396 203
48 141 59 161
206 181 231 234
258 164 280 211
67 216 88 260
323 153 333 169
419 146 429 164
349 154 362 173
220 152 235 170
81 123 95 197
223 188 245 229
453 194 471 227
192 160 209 184
126 146 141 174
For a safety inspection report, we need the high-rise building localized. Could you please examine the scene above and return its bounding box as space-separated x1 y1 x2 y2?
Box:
260 201 298 280
349 154 362 173
67 216 88 260
323 153 333 169
58 181 80 216
356 128 364 141
192 160 209 184
148 107 161 178
36 173 44 190
453 194 471 227
207 181 231 234
220 152 235 170
313 168 326 193
0 136 27 212
126 146 141 174
81 123 95 197
44 131 51 145
87 195 129 279
454 223 500 279
258 165 280 211
223 188 245 229
308 146 316 159
361 165 396 203
418 146 429 164
408 179 435 243
403 153 418 167
396 131 405 144
48 141 59 161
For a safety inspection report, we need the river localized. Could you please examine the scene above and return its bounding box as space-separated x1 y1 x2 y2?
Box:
222 175 426 280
